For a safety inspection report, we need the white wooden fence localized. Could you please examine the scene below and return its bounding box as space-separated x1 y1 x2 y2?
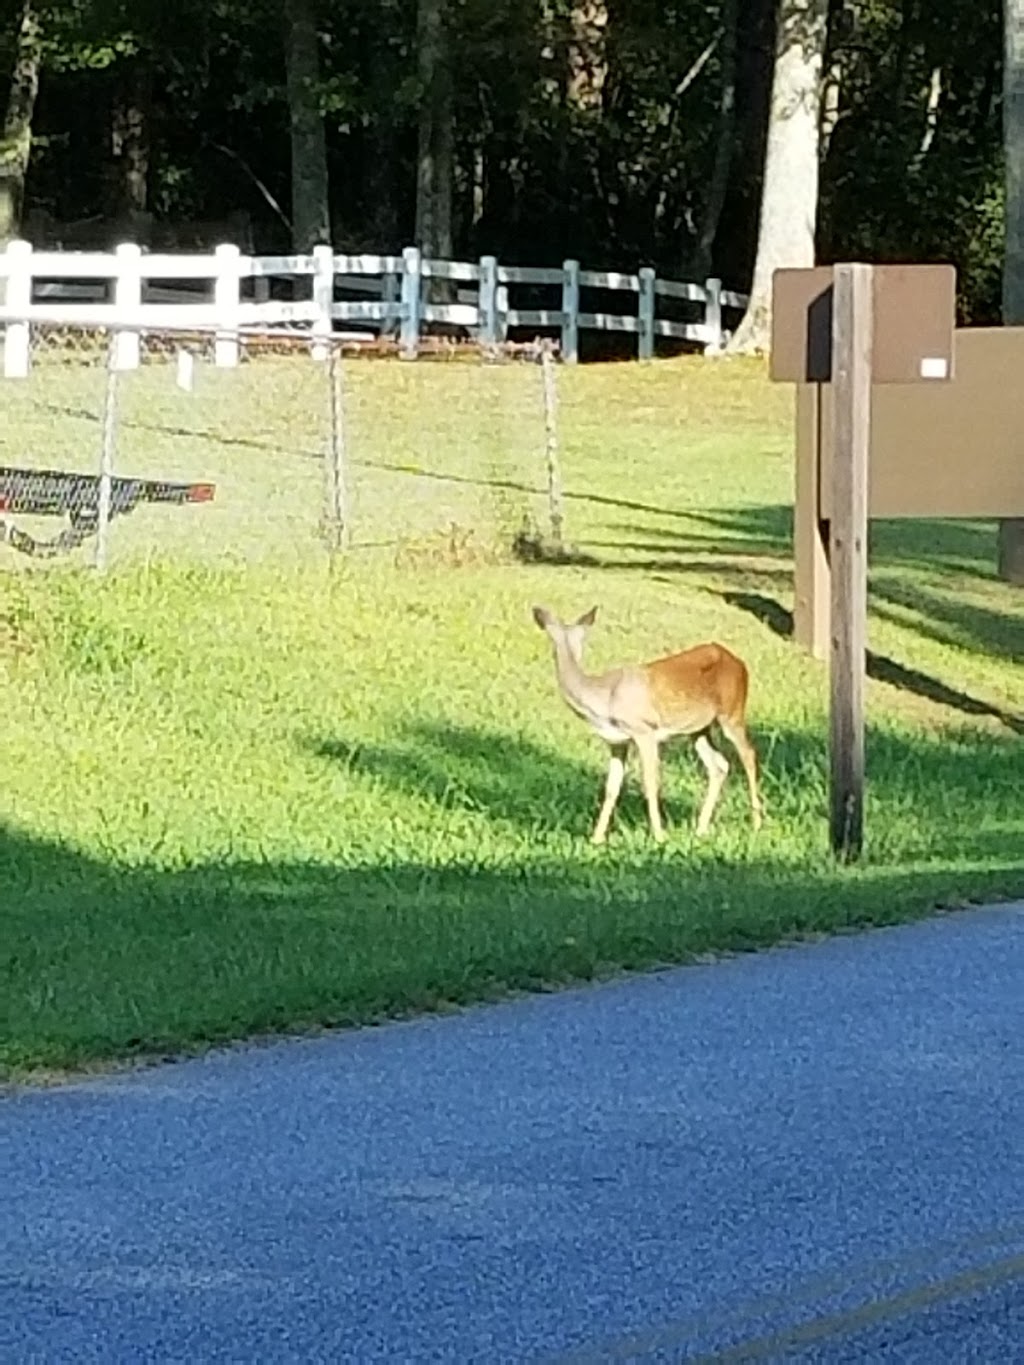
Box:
0 239 748 376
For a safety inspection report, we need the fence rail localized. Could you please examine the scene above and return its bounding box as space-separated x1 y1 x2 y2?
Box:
0 240 748 376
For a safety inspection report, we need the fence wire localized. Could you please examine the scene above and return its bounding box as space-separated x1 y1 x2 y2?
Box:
0 322 566 571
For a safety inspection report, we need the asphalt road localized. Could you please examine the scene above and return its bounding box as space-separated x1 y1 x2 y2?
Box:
3 903 1024 1363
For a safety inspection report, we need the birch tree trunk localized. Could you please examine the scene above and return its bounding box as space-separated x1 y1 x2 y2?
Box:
111 59 152 234
0 0 41 245
284 0 331 251
1000 0 1024 584
726 0 829 355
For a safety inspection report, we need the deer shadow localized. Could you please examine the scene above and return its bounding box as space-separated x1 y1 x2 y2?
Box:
307 720 787 842
305 716 1023 849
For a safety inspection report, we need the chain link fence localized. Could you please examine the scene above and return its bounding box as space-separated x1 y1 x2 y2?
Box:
0 322 568 571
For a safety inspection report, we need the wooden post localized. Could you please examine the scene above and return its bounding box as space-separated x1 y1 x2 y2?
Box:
1001 0 1024 585
998 520 1024 584
478 254 499 348
380 269 399 339
793 382 831 659
704 277 723 353
829 263 873 862
400 246 422 359
561 259 580 364
637 266 656 361
3 239 33 378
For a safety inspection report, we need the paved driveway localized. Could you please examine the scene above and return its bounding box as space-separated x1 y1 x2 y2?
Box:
3 903 1024 1362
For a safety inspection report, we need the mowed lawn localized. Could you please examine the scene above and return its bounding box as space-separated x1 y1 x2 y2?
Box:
1 351 1022 1081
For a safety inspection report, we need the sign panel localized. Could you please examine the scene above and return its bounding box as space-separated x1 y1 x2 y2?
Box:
771 264 956 385
814 327 1024 519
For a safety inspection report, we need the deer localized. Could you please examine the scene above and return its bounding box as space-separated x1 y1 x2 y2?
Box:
532 605 764 845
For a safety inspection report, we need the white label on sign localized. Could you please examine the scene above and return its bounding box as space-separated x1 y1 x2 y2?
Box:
919 356 948 379
176 349 196 392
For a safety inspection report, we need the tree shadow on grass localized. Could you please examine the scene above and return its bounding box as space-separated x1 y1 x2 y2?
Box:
587 507 1001 579
5 712 1023 1079
527 508 1008 633
721 591 1024 736
871 576 1024 665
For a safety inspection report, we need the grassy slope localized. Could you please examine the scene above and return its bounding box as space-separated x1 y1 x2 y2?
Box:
1 353 1021 1080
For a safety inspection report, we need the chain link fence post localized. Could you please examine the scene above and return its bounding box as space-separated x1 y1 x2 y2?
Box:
323 340 349 555
539 338 565 550
95 330 120 574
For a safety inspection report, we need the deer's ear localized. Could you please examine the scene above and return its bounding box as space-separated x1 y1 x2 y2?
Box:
577 606 598 627
532 605 551 631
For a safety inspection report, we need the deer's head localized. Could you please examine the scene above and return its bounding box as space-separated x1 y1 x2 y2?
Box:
531 604 598 664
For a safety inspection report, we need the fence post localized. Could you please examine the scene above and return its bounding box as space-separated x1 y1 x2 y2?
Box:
561 259 580 364
478 255 498 349
113 243 142 370
540 341 565 548
323 343 349 554
400 246 422 359
311 244 335 360
214 243 241 367
497 284 509 342
95 334 119 574
381 269 399 339
3 239 33 378
307 245 333 359
704 277 723 353
638 266 656 361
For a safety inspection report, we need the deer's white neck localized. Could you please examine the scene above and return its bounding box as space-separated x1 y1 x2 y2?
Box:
551 638 598 711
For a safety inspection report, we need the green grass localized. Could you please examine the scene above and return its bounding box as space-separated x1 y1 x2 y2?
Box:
1 351 1022 1082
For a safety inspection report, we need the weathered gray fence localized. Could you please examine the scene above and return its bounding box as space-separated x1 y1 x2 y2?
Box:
0 240 749 374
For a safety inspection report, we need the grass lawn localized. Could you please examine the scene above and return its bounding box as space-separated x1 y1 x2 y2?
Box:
1 348 1022 1082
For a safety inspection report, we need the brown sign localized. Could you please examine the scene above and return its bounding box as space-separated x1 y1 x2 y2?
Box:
809 327 1024 519
771 264 956 385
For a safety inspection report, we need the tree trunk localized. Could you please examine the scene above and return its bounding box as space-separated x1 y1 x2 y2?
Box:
1001 0 1024 584
695 0 739 281
726 0 830 355
0 0 41 246
365 32 399 251
284 0 331 252
414 0 454 261
715 0 774 285
111 59 152 231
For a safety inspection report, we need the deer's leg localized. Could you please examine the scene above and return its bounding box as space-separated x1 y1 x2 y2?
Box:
591 744 628 845
634 733 666 843
720 719 764 830
693 733 729 836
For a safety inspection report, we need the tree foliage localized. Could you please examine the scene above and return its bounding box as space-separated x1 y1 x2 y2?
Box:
0 0 1009 320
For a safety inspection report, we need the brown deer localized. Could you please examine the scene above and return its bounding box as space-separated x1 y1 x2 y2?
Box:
532 605 764 844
